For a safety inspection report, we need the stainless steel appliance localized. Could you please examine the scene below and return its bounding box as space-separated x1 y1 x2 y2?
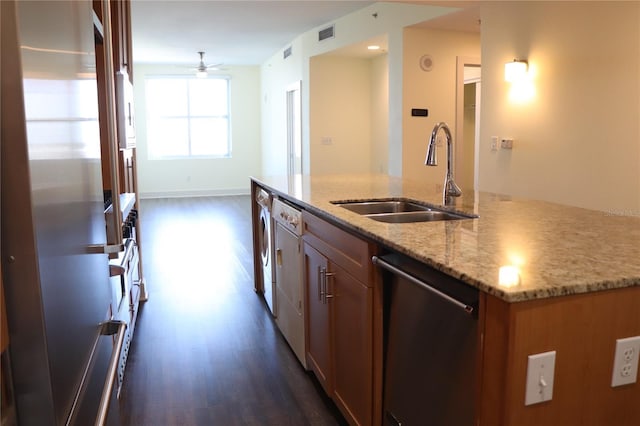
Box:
1 1 125 423
256 188 275 314
109 236 140 395
373 254 479 426
272 198 306 367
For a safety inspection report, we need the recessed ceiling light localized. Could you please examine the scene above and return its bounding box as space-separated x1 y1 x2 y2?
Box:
367 45 380 51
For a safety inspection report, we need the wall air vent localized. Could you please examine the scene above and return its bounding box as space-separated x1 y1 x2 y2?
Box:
318 25 335 42
283 46 292 59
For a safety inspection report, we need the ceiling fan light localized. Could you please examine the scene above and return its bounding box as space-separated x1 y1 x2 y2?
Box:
196 70 208 78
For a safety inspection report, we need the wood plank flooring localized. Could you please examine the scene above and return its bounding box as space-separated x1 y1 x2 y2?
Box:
118 196 346 425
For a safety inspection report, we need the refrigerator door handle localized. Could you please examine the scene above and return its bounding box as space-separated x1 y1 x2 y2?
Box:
95 320 127 426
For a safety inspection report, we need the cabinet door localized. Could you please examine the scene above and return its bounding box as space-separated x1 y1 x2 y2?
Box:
304 243 332 395
111 0 132 78
330 263 373 426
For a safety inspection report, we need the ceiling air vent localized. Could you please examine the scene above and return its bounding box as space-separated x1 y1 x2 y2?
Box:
318 25 335 42
283 46 292 59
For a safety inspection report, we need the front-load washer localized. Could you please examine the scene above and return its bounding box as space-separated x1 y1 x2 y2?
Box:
256 188 275 315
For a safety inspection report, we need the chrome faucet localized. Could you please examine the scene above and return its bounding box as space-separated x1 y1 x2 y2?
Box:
425 122 462 205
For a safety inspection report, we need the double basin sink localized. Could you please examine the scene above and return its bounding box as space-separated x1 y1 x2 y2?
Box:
332 199 478 223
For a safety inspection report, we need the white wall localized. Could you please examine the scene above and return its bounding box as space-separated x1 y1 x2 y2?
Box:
479 1 640 213
133 64 261 198
401 27 481 185
309 55 372 174
371 54 389 174
260 1 460 177
461 82 477 191
260 37 305 176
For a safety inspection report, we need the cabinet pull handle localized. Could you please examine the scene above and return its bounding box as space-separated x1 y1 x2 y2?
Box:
321 267 328 303
317 266 323 301
323 271 335 304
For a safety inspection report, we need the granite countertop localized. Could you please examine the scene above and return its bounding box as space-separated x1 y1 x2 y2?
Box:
252 174 640 303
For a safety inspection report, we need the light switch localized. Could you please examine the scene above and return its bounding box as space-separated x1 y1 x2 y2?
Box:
525 351 556 406
491 136 499 151
321 136 333 145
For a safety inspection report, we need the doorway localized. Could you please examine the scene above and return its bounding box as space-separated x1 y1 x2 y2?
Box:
286 81 302 178
455 57 481 191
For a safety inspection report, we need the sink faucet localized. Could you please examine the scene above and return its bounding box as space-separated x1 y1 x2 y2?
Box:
425 122 462 205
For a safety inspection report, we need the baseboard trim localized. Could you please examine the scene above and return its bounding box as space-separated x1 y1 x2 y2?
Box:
139 188 250 199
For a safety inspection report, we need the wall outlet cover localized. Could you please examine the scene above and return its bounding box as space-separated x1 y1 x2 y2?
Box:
525 350 556 406
611 336 640 387
501 138 514 149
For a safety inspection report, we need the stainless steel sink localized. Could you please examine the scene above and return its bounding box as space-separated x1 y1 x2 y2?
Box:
332 199 477 223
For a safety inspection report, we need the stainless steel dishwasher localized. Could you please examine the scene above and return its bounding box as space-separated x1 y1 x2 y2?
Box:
373 254 479 426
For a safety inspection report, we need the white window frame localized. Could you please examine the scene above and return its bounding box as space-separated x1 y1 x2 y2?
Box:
144 75 231 159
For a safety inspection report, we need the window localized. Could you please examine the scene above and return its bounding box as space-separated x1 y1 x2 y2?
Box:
145 76 230 158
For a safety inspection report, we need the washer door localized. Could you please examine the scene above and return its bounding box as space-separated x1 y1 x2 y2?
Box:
259 208 271 267
259 207 275 314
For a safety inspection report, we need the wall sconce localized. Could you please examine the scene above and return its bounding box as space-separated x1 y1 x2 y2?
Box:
504 59 528 83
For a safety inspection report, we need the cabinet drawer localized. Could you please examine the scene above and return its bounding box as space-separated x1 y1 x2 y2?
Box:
302 210 374 285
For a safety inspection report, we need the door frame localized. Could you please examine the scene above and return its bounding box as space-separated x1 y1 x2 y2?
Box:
455 56 481 191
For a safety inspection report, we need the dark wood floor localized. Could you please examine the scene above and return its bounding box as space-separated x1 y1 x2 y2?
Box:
118 196 346 425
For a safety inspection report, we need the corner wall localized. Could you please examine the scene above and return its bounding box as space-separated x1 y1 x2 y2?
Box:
479 1 640 213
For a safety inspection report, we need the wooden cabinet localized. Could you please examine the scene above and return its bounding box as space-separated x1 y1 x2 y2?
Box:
302 211 381 426
110 0 133 79
332 262 373 426
93 0 133 80
304 244 331 391
479 287 640 426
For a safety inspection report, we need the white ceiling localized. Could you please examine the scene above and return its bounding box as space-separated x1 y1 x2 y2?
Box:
130 0 480 67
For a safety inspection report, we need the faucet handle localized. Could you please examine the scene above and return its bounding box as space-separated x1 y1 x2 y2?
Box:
445 177 462 197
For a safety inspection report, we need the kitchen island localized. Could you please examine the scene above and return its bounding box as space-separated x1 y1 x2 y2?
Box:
251 174 640 426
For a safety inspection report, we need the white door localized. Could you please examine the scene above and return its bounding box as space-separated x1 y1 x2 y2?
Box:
274 222 306 367
286 81 302 177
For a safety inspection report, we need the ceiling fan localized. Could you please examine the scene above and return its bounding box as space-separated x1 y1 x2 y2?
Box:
192 51 224 77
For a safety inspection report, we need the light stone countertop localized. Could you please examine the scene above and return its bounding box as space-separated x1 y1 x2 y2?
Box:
252 174 640 303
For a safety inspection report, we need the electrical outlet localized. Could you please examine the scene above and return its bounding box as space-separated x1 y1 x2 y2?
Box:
525 351 556 406
501 138 514 149
611 336 640 387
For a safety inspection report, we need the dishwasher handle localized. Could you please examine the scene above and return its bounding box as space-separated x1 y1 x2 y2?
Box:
372 256 474 315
